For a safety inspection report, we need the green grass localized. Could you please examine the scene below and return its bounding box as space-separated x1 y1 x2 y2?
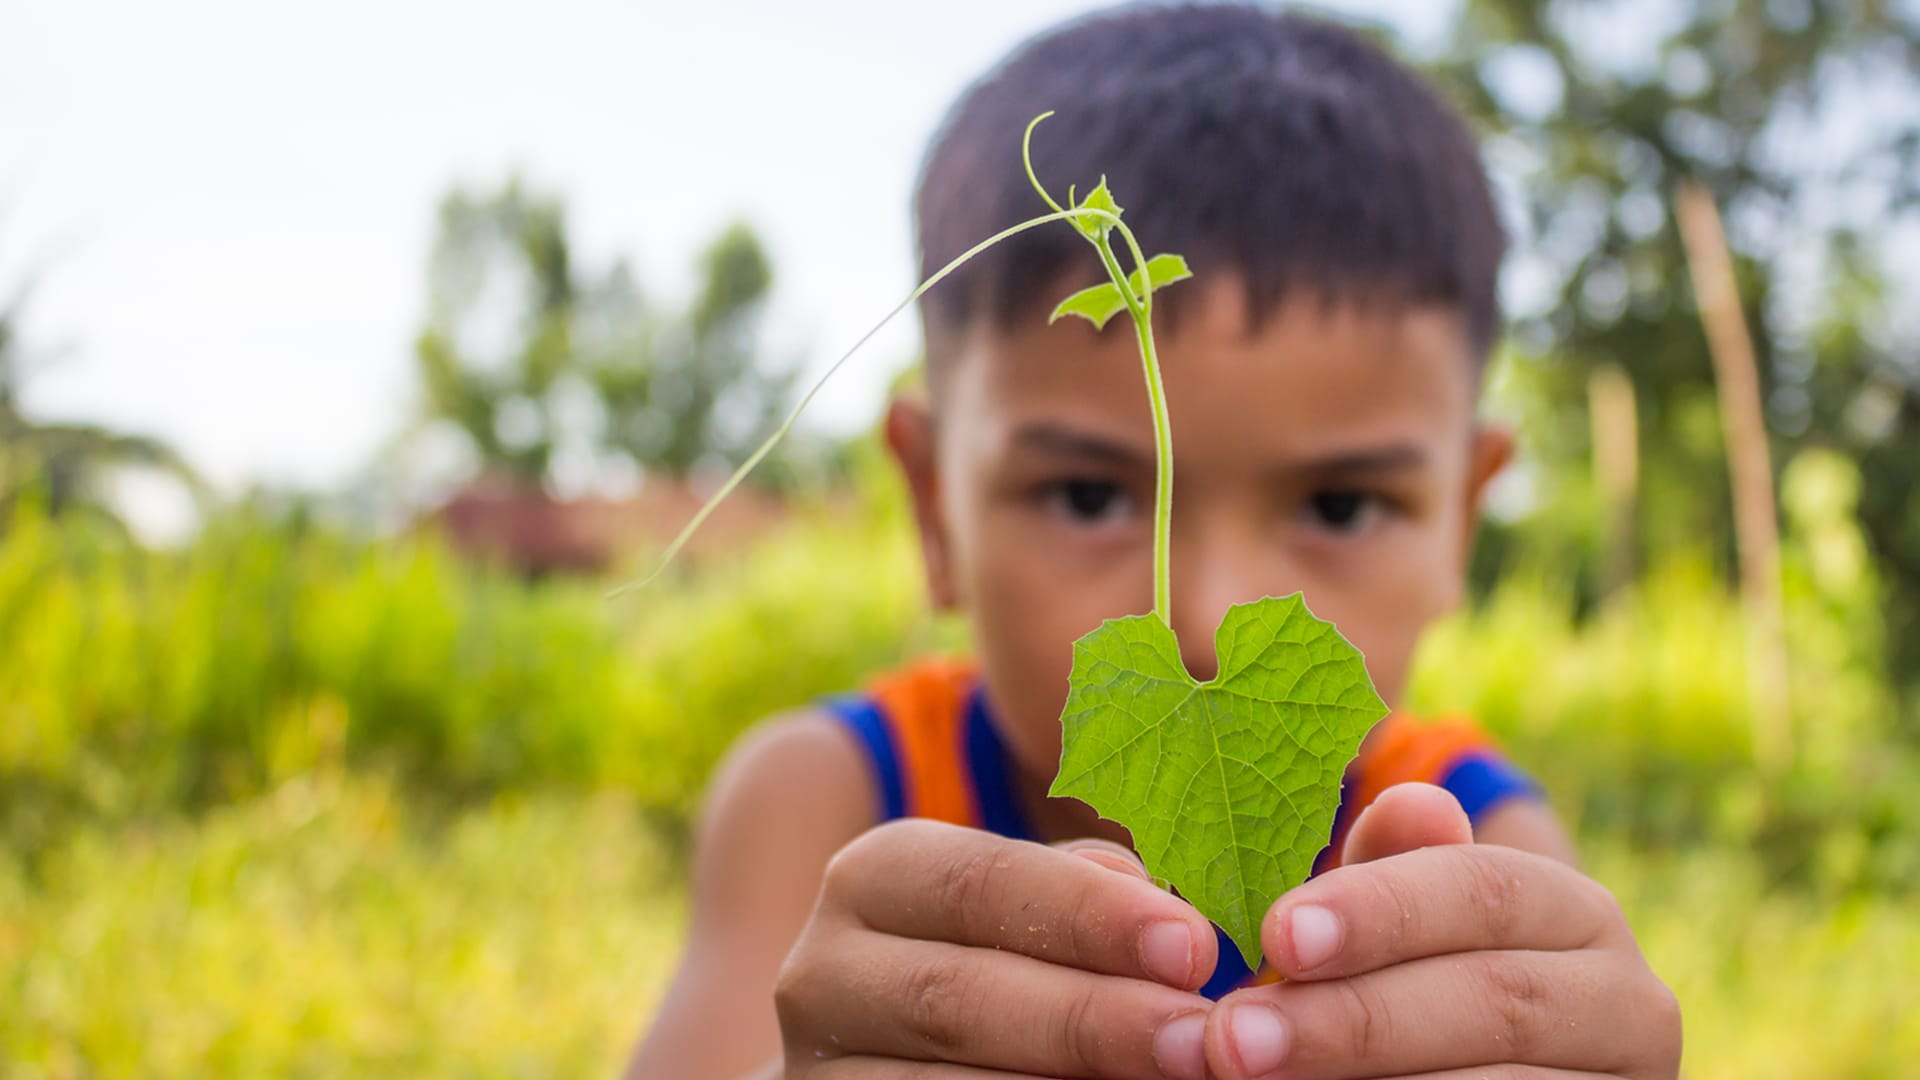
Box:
0 775 684 1078
1597 844 1920 1079
2 780 1911 1079
0 497 931 830
1 498 1916 1076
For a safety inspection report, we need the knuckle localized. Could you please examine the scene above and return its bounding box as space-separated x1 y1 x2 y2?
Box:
1060 876 1109 967
772 935 832 1059
1367 867 1425 954
901 955 983 1052
1459 849 1527 944
1479 957 1553 1062
820 842 863 899
771 943 813 1023
1586 874 1628 924
872 815 943 854
1640 971 1684 1073
1056 984 1107 1073
1570 870 1629 949
827 819 937 899
824 824 888 891
768 926 829 1014
1334 977 1395 1061
935 846 1006 924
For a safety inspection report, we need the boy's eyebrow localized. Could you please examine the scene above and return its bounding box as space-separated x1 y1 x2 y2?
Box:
1294 445 1430 474
1010 425 1431 474
1009 423 1153 466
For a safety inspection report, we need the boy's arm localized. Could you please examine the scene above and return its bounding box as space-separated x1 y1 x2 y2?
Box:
1473 794 1583 864
638 720 1222 1080
626 711 876 1080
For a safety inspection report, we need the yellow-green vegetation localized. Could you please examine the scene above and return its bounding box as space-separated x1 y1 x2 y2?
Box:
1 776 685 1077
4 788 1913 1079
1 479 1915 1077
0 493 929 829
1589 843 1920 1079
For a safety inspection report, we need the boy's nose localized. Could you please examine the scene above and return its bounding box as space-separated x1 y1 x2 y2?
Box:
1174 625 1221 682
1169 534 1280 684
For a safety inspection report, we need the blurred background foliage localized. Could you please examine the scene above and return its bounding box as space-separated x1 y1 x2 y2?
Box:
3 1 1918 1076
408 178 831 498
1439 0 1920 703
1 284 203 536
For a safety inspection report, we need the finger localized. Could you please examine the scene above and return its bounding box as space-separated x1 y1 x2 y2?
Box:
1374 1060 1612 1068
1205 950 1661 1079
1055 837 1153 883
1341 782 1473 866
830 819 1216 989
812 1059 1042 1079
785 928 1211 1080
1263 844 1621 979
1371 1069 1610 1079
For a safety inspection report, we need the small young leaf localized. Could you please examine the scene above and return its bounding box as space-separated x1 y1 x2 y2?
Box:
1050 281 1129 330
1051 594 1387 968
1127 253 1193 299
1073 176 1124 237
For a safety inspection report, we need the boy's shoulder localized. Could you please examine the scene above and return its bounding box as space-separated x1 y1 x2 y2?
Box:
691 708 878 892
702 707 877 837
702 656 975 845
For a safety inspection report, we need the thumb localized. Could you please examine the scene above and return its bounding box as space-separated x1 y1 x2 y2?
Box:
1340 781 1472 865
1053 837 1153 883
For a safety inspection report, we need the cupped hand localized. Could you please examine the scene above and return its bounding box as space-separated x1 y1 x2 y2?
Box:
1203 784 1682 1079
775 818 1222 1079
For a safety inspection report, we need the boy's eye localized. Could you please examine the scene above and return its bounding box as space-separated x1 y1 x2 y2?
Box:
1044 479 1136 526
1302 489 1381 534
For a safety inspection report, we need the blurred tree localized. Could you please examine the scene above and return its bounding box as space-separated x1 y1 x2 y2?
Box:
587 222 797 476
1435 0 1920 691
413 180 801 491
0 273 199 532
414 180 586 486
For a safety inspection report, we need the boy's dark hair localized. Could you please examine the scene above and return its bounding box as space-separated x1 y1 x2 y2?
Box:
914 3 1505 370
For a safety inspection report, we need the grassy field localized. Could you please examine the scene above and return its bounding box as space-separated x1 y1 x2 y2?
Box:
2 500 1915 1076
4 776 1915 1079
1 775 686 1078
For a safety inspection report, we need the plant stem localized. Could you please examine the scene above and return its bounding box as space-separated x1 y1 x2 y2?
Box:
1093 232 1149 324
1091 228 1172 625
1019 112 1172 622
1132 304 1173 625
618 205 1118 595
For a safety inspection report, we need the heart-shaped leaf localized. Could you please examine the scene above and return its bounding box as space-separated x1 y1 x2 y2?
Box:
1050 594 1387 967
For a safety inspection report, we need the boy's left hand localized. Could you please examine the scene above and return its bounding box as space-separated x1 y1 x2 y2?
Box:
1203 784 1681 1079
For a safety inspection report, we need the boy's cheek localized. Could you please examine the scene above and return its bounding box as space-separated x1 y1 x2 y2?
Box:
967 551 1124 766
1295 541 1458 705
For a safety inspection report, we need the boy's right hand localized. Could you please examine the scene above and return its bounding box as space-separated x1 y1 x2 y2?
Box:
773 818 1218 1079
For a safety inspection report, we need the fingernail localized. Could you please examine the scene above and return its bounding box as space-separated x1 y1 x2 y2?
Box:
1153 1011 1207 1080
1070 846 1152 881
1140 920 1196 986
1288 904 1342 971
1228 1003 1290 1076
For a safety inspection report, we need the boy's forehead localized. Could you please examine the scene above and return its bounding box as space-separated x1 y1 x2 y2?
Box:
936 277 1479 462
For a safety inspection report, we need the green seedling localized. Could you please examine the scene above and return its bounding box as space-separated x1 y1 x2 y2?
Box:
634 113 1386 967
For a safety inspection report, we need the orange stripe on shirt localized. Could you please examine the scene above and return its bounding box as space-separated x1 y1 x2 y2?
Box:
868 658 979 827
1323 714 1497 871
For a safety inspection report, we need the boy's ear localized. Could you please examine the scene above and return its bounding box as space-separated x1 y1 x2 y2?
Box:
1460 424 1515 566
884 395 959 610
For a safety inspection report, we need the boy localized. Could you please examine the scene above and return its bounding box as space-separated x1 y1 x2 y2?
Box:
632 6 1680 1079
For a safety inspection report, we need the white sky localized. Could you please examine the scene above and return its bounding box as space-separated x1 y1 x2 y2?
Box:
2 0 1454 502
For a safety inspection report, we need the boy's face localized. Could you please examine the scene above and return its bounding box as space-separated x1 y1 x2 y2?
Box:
889 275 1511 779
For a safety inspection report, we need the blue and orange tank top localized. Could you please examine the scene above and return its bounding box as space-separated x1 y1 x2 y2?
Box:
822 657 1540 1000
